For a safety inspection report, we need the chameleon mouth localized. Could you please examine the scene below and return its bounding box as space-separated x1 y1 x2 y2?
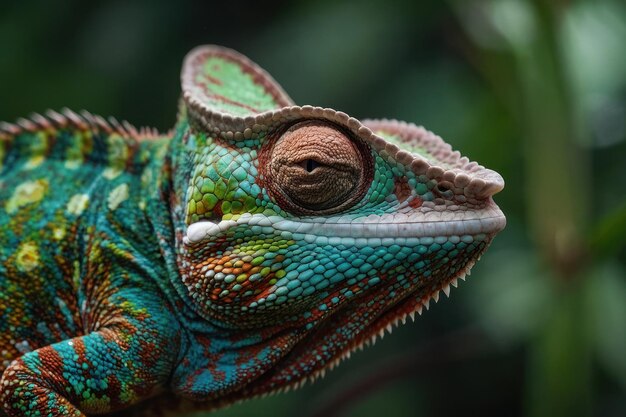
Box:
183 205 506 245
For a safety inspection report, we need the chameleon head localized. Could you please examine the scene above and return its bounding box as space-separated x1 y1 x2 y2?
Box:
174 46 505 396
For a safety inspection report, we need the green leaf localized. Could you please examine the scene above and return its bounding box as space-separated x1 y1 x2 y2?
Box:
588 262 626 390
589 200 626 259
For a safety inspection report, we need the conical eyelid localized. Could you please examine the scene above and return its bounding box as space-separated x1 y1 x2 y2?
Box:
259 121 375 216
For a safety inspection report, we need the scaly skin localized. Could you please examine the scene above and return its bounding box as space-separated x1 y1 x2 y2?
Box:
0 45 505 416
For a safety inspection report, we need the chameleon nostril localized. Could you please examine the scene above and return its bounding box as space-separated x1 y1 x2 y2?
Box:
433 181 454 198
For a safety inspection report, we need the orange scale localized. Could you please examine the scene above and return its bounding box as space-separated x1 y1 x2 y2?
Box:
199 258 213 267
216 257 231 265
221 294 238 303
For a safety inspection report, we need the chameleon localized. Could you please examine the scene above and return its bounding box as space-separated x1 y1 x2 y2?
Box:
0 45 505 416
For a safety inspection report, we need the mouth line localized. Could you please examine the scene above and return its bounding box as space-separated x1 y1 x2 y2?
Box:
184 211 506 244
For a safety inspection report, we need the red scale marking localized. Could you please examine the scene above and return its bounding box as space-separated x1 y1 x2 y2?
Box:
212 201 223 218
203 74 223 86
409 197 423 208
393 176 423 208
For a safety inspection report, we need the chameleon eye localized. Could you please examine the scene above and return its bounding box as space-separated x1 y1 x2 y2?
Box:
266 121 373 215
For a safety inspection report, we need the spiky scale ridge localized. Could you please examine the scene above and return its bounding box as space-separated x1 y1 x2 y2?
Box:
0 45 505 416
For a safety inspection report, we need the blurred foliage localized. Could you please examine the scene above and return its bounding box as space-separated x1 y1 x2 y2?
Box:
1 0 625 416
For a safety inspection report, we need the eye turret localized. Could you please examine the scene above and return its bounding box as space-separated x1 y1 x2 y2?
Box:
266 121 373 215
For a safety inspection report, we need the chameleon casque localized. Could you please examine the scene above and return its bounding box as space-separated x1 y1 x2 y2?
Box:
0 45 505 416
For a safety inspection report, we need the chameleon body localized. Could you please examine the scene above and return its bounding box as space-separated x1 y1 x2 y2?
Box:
0 46 505 416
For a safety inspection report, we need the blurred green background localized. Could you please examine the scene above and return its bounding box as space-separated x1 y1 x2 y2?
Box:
1 0 624 416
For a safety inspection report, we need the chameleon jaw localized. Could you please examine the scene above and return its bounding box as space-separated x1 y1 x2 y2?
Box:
225 241 489 402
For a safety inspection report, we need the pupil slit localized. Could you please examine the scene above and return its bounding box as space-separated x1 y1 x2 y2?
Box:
306 159 317 172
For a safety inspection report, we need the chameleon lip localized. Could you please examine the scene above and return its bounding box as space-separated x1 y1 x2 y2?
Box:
184 209 506 244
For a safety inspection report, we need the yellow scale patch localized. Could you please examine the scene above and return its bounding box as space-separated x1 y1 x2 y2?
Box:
66 194 90 216
15 241 40 272
5 179 48 214
107 183 129 211
102 167 123 180
24 155 45 169
53 227 66 240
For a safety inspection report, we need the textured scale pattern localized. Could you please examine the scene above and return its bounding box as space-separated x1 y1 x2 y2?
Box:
0 45 505 416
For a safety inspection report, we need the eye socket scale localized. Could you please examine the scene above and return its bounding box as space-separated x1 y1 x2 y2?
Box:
263 120 374 216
